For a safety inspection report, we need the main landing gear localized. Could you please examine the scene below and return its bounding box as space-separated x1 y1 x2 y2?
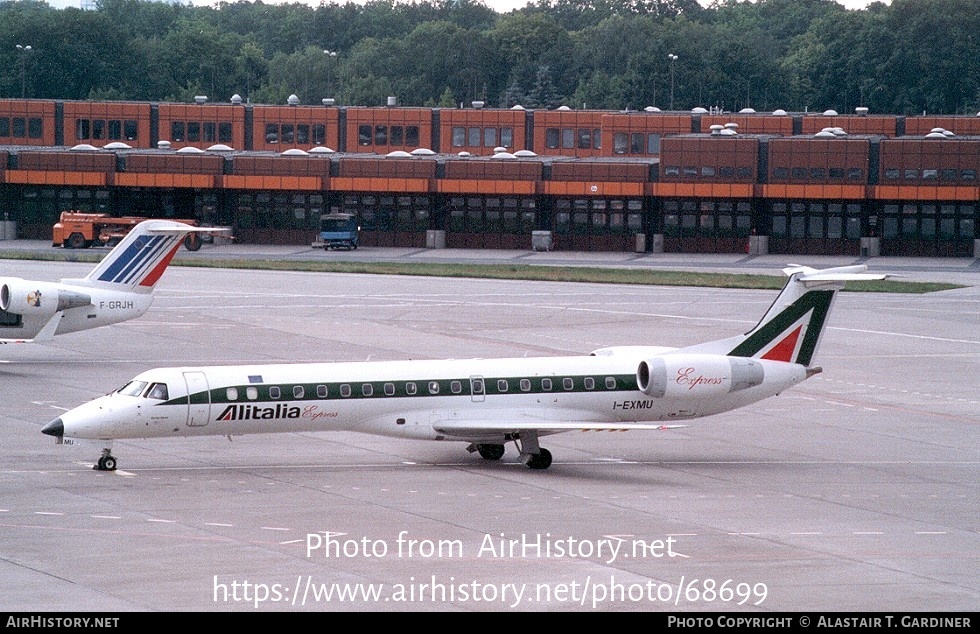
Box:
467 431 554 470
94 448 118 471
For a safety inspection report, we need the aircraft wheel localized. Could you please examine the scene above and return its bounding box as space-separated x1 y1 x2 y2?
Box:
183 234 202 251
525 448 552 470
95 456 118 471
477 444 505 461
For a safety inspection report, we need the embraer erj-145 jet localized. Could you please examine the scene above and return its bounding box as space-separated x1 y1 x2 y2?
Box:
1 220 221 344
42 264 887 471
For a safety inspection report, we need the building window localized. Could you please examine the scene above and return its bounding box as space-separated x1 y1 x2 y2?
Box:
452 126 465 147
545 128 559 149
562 128 575 149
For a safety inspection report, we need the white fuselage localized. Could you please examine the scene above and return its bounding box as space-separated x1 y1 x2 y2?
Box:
55 349 809 445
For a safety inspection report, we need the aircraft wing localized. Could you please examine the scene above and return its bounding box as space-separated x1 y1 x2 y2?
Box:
0 311 64 344
432 419 686 438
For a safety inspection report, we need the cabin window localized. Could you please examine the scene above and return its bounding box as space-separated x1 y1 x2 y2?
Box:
269 386 281 399
584 377 595 390
406 382 417 395
497 379 509 392
317 385 328 398
605 377 617 389
541 378 553 391
428 381 440 395
563 378 574 390
293 386 305 399
450 381 462 394
520 379 531 392
246 387 258 400
226 387 239 401
384 383 395 396
340 384 352 397
146 383 169 400
362 384 374 396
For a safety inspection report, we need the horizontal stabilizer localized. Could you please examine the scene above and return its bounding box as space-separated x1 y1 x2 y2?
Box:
784 264 890 286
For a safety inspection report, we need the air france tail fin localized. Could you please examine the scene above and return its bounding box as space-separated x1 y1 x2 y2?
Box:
63 220 201 293
680 265 889 367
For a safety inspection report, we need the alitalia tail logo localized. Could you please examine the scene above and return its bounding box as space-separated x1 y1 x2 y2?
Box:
217 404 301 421
728 290 834 367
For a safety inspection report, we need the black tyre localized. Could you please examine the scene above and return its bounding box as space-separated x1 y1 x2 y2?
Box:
184 234 202 251
477 444 506 461
526 448 553 470
66 232 87 249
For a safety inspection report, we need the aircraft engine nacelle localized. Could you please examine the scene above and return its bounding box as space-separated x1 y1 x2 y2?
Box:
637 354 765 398
0 279 92 316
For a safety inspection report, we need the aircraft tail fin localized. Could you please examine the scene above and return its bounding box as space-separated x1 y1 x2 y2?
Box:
680 264 889 366
65 220 207 293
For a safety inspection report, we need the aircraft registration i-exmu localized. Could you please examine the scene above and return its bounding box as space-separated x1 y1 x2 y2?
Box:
41 264 888 471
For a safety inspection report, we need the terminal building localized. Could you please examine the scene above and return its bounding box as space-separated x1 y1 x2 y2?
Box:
1 98 978 257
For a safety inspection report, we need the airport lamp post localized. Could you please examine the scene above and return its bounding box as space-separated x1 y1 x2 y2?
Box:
324 50 337 99
16 44 33 98
668 53 678 111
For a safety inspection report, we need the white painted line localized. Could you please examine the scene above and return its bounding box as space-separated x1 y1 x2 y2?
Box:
915 531 947 535
35 512 64 516
91 515 121 520
853 531 884 535
261 527 290 531
205 522 233 527
147 518 175 523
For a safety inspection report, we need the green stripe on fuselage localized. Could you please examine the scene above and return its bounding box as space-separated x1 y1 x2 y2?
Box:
163 373 639 407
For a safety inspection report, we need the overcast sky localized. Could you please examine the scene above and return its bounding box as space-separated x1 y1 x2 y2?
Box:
33 1 889 14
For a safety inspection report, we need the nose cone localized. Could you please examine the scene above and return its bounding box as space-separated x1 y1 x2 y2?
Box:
42 418 64 438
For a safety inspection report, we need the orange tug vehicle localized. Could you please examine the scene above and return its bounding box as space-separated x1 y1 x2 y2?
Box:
52 212 202 251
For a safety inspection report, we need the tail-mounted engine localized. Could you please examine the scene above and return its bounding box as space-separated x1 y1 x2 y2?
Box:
0 279 92 316
637 354 765 398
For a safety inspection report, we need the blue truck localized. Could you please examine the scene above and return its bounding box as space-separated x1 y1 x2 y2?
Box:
313 212 359 250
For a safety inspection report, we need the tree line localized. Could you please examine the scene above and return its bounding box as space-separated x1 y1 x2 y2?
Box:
1 0 978 115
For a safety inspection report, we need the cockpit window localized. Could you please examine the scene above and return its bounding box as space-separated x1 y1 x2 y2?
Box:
146 383 169 400
117 381 148 397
